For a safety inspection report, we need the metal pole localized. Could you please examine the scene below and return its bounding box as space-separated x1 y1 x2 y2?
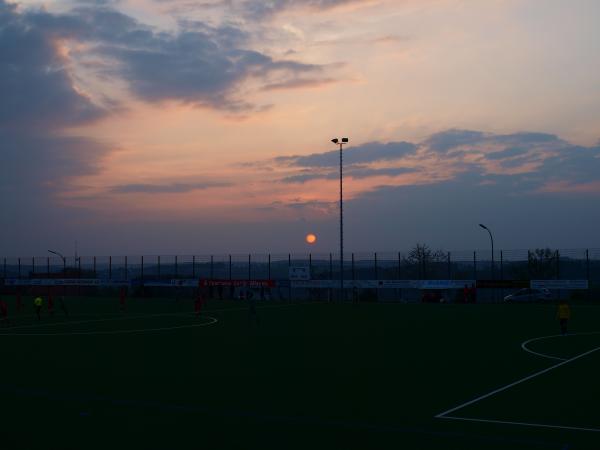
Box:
586 249 590 300
448 252 451 279
192 255 196 278
339 142 344 300
124 256 128 280
352 252 355 302
47 257 50 276
268 254 271 281
473 251 477 280
210 255 214 280
93 256 96 276
248 254 251 280
32 257 35 275
157 255 160 279
174 255 178 279
141 256 144 281
109 256 112 280
18 257 21 279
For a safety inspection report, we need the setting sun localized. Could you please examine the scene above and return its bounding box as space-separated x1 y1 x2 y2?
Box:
305 233 317 244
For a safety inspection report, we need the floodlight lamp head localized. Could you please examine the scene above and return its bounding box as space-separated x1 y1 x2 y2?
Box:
331 138 339 144
342 138 349 143
479 224 487 230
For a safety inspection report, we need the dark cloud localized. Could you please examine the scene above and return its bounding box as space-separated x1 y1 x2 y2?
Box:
110 182 230 194
486 146 529 160
21 4 324 110
423 129 487 153
277 141 417 168
241 0 365 19
261 77 337 91
0 2 105 131
281 166 416 183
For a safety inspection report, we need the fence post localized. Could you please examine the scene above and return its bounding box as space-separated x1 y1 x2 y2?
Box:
398 252 402 301
18 257 21 279
192 255 196 278
288 254 291 301
268 254 271 281
174 255 178 279
329 253 333 302
500 250 504 301
586 249 590 300
352 253 356 302
229 255 233 299
32 257 35 275
309 253 312 278
473 251 477 280
374 252 379 302
447 252 451 279
141 256 144 281
210 255 214 280
248 254 251 280
124 256 127 280
47 257 50 276
109 256 112 280
157 255 160 279
556 250 560 280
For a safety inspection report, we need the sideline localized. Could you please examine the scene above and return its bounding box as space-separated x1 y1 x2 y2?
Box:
435 334 600 433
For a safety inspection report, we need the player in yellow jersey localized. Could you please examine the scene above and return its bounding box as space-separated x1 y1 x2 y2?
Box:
556 299 571 336
34 296 43 321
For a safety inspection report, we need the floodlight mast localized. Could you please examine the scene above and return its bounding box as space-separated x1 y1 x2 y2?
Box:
332 137 349 299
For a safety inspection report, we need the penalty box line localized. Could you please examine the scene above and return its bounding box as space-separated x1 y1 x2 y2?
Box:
435 346 600 433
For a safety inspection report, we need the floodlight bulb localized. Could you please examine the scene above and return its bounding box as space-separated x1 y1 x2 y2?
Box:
306 233 317 244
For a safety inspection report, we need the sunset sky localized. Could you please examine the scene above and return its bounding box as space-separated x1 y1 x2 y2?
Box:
1 0 600 256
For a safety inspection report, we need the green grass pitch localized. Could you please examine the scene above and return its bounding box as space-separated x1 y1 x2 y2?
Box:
1 296 600 449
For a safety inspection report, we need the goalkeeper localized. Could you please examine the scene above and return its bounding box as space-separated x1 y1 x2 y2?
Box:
557 299 571 336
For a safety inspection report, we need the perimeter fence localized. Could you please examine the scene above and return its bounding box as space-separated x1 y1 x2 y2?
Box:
1 248 599 302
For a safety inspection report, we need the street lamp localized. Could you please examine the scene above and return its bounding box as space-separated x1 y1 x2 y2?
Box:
48 249 66 274
478 224 494 280
332 137 349 299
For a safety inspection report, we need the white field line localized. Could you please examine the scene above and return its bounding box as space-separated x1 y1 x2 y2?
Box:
0 316 218 336
521 331 600 361
435 346 600 419
441 415 600 433
0 302 315 336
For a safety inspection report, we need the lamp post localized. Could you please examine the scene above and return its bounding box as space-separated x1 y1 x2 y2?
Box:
331 137 349 300
48 249 66 274
478 224 494 280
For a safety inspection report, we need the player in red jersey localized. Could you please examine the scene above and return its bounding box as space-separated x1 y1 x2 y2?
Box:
0 299 9 327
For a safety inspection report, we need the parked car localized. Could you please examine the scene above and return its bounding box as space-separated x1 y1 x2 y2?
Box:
503 288 551 303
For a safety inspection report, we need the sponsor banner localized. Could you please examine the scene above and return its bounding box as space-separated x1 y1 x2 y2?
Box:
531 280 589 290
289 266 311 281
291 280 472 289
4 278 128 287
477 280 529 289
200 279 276 288
420 280 475 290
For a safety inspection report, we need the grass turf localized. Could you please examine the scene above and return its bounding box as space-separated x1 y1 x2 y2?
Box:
1 296 599 449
